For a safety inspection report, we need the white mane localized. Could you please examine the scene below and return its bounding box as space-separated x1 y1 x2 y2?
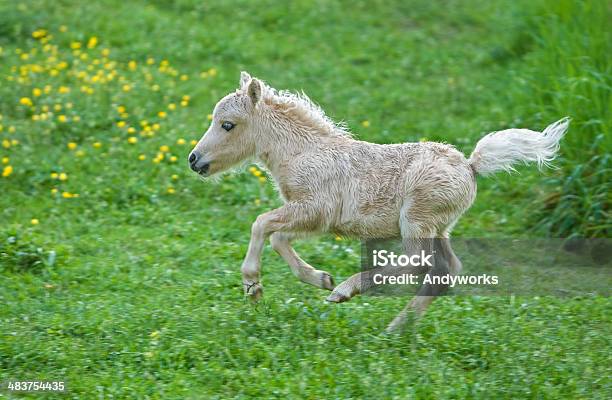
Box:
263 86 352 138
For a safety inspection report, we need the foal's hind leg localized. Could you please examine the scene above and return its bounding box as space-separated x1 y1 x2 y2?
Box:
270 232 335 290
386 233 461 332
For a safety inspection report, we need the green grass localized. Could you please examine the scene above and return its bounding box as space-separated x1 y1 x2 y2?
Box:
0 0 610 398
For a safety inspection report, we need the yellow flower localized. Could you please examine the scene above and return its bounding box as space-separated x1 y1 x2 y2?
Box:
208 68 217 76
249 166 258 174
2 139 9 148
122 84 131 92
169 156 177 162
54 104 62 112
44 85 52 94
32 29 47 39
180 74 188 81
158 111 167 118
152 84 160 91
335 236 343 241
167 187 175 194
19 97 33 107
73 115 81 122
67 142 77 150
32 88 42 97
93 142 102 148
128 60 137 70
51 188 58 194
182 95 191 101
168 103 176 111
253 170 262 177
50 172 58 179
58 115 67 123
2 157 8 164
117 105 126 113
8 126 15 133
75 150 85 157
180 100 188 107
65 102 73 109
117 121 126 128
128 137 138 144
127 127 136 134
87 36 98 49
10 139 18 146
159 145 169 153
258 176 266 183
58 172 68 181
254 198 261 206
138 154 146 161
361 120 370 128
207 114 213 121
190 139 197 146
62 191 73 198
171 174 178 180
2 165 13 177
59 25 68 33
31 218 39 225
59 86 70 94
70 41 81 50
146 57 155 65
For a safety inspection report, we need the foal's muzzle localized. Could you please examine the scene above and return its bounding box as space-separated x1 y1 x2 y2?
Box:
188 152 210 174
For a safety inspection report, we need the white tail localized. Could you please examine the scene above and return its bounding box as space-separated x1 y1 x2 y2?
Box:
468 117 570 176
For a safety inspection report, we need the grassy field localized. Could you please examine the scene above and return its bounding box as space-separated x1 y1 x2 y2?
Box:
0 0 610 398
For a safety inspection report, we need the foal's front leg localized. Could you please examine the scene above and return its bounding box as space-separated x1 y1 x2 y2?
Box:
270 232 335 290
241 203 318 301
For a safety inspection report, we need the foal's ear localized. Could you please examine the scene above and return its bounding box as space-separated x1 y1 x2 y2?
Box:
239 71 251 89
247 78 262 106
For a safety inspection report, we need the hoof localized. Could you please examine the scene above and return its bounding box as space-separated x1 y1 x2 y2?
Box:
244 282 263 302
325 291 350 303
321 272 335 291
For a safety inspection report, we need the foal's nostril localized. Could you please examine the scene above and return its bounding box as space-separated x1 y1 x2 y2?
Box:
188 152 197 165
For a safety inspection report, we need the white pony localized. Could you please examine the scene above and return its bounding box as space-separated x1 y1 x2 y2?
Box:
189 71 569 331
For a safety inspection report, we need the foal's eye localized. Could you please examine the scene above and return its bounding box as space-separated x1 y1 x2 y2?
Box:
221 121 235 131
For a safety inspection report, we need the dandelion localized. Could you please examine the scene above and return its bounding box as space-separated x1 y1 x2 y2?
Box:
31 218 39 225
254 198 261 206
93 142 102 148
50 172 58 179
128 60 137 70
58 172 68 181
190 139 197 146
158 111 167 118
180 100 188 107
58 115 67 123
207 114 213 121
176 138 186 145
73 115 81 122
51 188 58 194
8 126 15 133
19 97 33 107
168 103 176 111
152 84 160 91
62 191 73 198
117 121 126 128
361 120 370 128
2 157 8 164
10 139 18 146
59 25 68 33
67 142 77 150
2 165 13 177
146 57 155 65
101 48 110 57
169 156 177 162
59 86 70 94
138 154 146 161
180 74 188 81
258 176 266 183
208 68 217 76
335 236 343 241
122 84 131 92
32 29 47 39
127 127 136 134
75 150 85 157
249 166 258 174
2 139 9 149
253 170 262 177
32 88 42 97
171 174 178 180
87 36 98 49
167 187 175 194
128 137 138 144
159 145 169 153
70 41 81 50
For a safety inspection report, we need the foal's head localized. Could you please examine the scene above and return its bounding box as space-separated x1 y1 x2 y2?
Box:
188 71 264 176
